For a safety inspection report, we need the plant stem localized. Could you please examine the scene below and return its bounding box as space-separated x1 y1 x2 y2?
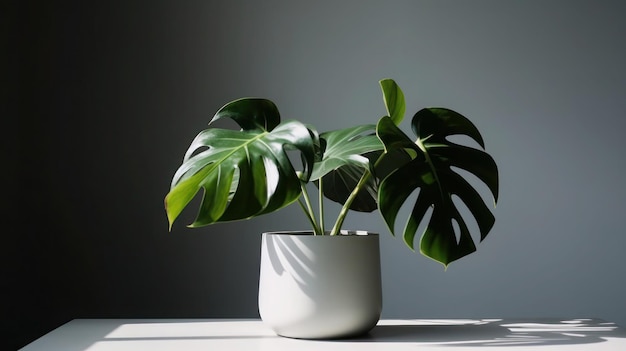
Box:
300 182 322 235
318 177 325 234
329 171 372 235
297 198 321 234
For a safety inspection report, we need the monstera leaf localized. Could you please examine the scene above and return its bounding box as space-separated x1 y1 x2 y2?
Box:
165 98 317 229
311 125 382 212
377 108 499 267
311 78 408 212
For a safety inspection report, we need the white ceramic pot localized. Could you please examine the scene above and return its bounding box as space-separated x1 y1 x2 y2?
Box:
258 230 382 339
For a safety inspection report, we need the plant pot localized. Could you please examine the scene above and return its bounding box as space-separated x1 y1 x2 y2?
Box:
258 230 382 339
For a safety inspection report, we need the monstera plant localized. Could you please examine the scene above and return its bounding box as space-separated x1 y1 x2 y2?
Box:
165 79 498 267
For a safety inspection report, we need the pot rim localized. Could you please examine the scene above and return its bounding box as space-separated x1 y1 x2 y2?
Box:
263 230 378 236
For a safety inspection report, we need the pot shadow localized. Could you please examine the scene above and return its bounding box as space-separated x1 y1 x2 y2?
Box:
341 318 626 347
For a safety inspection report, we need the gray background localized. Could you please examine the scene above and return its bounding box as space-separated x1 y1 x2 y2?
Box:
6 0 626 349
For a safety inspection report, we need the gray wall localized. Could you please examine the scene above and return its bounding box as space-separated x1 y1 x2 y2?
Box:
7 0 626 349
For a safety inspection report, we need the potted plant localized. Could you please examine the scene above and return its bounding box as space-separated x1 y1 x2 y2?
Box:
165 79 499 339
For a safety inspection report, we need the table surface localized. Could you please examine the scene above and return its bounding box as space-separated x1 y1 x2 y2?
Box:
20 318 626 351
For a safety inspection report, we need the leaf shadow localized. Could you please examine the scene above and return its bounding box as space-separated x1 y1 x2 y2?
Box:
341 318 626 347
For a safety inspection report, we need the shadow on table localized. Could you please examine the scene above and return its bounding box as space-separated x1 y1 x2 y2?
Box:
22 318 625 350
345 318 625 347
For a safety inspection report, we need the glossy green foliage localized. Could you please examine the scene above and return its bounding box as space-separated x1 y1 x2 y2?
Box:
165 98 317 228
376 108 499 267
165 79 499 267
379 79 405 125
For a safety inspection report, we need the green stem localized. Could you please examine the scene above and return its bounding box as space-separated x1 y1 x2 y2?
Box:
297 198 320 234
329 171 372 235
318 177 325 234
300 183 322 235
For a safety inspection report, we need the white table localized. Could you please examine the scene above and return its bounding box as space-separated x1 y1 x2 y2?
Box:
20 318 626 351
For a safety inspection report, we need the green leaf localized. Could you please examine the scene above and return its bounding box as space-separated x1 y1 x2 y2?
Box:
411 108 485 148
210 98 281 132
310 125 384 212
318 151 379 212
165 103 317 229
164 165 214 230
310 124 381 180
379 79 406 125
376 109 498 267
318 148 413 213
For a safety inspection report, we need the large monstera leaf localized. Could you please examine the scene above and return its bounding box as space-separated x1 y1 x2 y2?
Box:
377 108 499 267
165 98 317 229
